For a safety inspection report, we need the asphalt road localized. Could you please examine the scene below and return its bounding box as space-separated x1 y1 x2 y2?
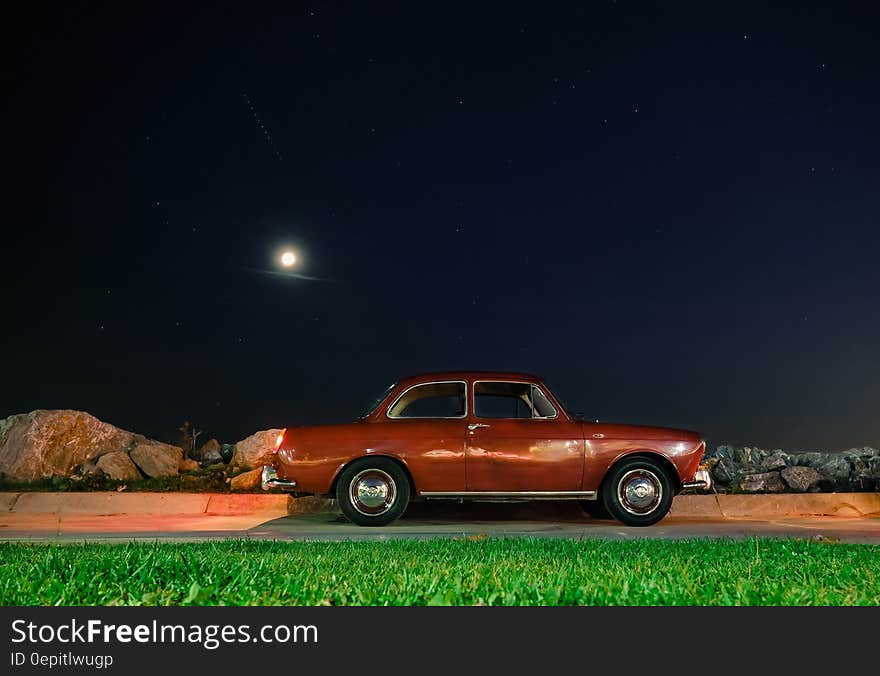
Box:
2 502 879 544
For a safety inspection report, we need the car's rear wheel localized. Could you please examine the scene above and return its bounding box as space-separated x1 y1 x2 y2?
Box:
336 457 410 527
602 457 673 526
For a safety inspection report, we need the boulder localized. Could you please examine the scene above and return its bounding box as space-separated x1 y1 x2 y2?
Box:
817 455 852 489
79 459 102 476
707 444 736 461
230 467 262 491
780 466 821 492
130 443 183 478
712 458 761 487
761 453 789 472
179 458 200 473
232 429 283 469
868 456 880 478
844 447 880 459
711 458 739 486
0 410 147 481
738 471 785 493
791 452 826 469
198 438 222 464
735 446 768 465
96 451 143 481
220 444 235 463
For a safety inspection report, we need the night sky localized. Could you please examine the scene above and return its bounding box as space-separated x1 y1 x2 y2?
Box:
3 2 878 451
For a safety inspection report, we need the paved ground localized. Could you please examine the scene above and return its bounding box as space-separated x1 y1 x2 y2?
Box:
2 502 879 544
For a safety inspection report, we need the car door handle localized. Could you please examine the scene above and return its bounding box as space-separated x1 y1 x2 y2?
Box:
468 424 490 431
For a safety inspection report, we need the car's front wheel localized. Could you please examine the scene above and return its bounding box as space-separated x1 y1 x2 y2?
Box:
602 457 674 526
336 457 411 527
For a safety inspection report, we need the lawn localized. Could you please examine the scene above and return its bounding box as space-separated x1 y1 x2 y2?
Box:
1 538 877 605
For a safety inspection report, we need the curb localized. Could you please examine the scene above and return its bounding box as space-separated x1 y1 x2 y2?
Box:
0 492 337 517
1 491 878 519
670 493 880 518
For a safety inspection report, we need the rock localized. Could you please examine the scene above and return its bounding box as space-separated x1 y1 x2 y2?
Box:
761 453 789 471
232 429 283 469
791 452 826 469
230 468 262 491
220 444 235 463
0 410 147 481
735 446 768 465
198 438 222 464
780 466 821 492
96 451 143 481
868 456 880 478
708 444 736 461
79 459 102 476
179 458 200 472
712 458 745 486
739 471 785 493
712 458 761 487
817 455 852 489
844 447 880 459
130 443 183 478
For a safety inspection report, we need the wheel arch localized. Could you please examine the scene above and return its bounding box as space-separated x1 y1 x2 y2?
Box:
601 451 681 494
329 454 417 497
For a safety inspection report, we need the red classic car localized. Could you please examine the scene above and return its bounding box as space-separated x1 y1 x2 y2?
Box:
262 372 710 526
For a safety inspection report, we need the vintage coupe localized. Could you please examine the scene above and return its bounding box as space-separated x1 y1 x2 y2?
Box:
262 372 711 527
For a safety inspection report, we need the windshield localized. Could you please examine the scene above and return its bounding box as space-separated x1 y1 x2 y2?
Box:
359 382 397 418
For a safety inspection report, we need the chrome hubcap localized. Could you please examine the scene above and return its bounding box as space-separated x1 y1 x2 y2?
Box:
618 469 662 515
349 469 396 516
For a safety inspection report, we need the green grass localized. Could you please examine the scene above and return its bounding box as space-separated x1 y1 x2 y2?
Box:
1 538 877 606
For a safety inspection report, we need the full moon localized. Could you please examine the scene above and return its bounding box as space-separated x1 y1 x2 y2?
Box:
280 251 296 267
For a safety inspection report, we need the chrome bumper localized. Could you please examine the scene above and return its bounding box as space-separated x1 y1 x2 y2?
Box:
261 465 298 491
681 467 712 491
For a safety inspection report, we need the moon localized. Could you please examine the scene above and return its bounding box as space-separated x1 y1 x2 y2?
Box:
280 251 296 267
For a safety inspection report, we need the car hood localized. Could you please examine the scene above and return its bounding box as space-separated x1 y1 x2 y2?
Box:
583 422 701 442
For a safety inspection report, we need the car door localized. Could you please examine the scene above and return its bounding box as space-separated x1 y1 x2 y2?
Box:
381 379 468 493
465 380 584 492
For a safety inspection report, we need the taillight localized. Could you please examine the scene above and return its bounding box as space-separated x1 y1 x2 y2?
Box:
273 428 287 453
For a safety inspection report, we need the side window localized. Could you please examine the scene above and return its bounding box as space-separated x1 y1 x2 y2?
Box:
387 382 466 418
474 382 557 419
530 385 558 418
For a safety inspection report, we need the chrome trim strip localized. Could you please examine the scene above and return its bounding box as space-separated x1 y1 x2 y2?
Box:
386 380 468 419
420 490 597 500
265 478 298 489
472 379 559 420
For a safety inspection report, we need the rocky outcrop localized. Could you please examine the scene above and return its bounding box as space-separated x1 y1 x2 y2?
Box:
130 443 183 478
96 451 143 481
0 410 272 491
706 445 880 493
232 429 282 469
0 410 148 481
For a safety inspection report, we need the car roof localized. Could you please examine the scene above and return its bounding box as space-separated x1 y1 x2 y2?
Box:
399 371 544 384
